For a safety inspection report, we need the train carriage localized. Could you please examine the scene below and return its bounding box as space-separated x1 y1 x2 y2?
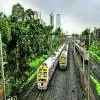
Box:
75 42 89 62
59 45 68 70
37 44 66 90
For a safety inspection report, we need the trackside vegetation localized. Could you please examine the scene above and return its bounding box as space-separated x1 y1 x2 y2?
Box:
0 3 66 97
90 75 100 96
90 43 100 61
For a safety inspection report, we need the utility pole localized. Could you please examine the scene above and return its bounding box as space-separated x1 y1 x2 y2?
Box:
88 34 90 100
82 56 84 74
73 35 75 54
82 35 85 74
0 34 6 100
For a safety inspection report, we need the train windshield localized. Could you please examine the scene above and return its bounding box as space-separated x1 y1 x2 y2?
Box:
37 63 48 82
59 55 66 64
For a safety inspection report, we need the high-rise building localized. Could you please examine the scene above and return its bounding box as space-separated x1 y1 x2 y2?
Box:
40 19 46 26
38 12 41 19
50 12 54 26
34 11 38 20
94 27 100 38
56 14 61 28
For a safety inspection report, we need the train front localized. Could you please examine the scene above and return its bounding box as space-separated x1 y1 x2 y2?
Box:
59 51 67 70
37 63 48 90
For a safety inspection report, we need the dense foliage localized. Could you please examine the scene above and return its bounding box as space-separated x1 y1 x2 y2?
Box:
90 43 100 61
80 28 92 50
0 4 66 97
80 28 100 61
90 75 100 96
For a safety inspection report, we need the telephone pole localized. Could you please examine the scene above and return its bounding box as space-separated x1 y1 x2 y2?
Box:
0 34 6 100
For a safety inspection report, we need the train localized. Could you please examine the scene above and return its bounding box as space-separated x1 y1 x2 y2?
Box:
74 41 89 61
59 45 69 70
37 44 66 90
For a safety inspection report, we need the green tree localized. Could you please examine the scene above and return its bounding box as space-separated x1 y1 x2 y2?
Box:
80 28 91 50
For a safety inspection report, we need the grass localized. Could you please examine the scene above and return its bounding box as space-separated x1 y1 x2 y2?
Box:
90 75 100 96
90 51 100 61
89 43 100 61
28 54 48 69
26 72 37 84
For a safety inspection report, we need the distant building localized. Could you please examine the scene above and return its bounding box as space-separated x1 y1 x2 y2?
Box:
33 11 42 20
38 12 41 20
94 27 100 38
34 11 38 20
50 12 54 26
40 19 46 26
56 14 61 28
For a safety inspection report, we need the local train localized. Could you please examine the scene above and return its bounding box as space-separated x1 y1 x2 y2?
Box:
59 45 68 70
37 44 66 90
75 42 89 61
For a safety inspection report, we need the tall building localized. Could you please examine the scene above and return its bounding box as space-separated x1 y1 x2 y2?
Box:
34 11 38 20
56 14 61 28
94 27 100 38
50 12 54 26
38 12 41 19
40 19 46 26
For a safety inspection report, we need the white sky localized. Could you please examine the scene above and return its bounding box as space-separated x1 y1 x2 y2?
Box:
0 0 100 34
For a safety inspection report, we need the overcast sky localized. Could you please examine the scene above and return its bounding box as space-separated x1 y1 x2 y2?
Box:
0 0 100 34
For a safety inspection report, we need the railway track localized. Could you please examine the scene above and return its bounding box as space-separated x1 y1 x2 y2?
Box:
22 84 45 100
70 45 78 100
70 43 84 100
34 90 45 100
19 42 83 100
92 58 100 68
74 44 100 100
18 80 37 100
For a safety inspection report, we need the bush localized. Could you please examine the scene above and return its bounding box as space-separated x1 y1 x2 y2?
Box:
29 60 39 68
42 55 48 59
38 57 45 63
90 75 100 96
28 55 48 69
90 51 100 61
90 43 100 61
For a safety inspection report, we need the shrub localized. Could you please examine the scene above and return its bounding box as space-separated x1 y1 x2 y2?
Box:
29 60 39 68
42 55 48 59
90 75 100 96
90 51 100 61
38 57 45 63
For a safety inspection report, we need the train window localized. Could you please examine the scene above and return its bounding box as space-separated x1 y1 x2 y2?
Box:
39 68 42 71
38 72 42 76
60 56 66 64
43 69 47 71
60 56 65 60
43 72 47 77
42 63 47 67
64 48 66 50
39 68 47 72
38 79 42 81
